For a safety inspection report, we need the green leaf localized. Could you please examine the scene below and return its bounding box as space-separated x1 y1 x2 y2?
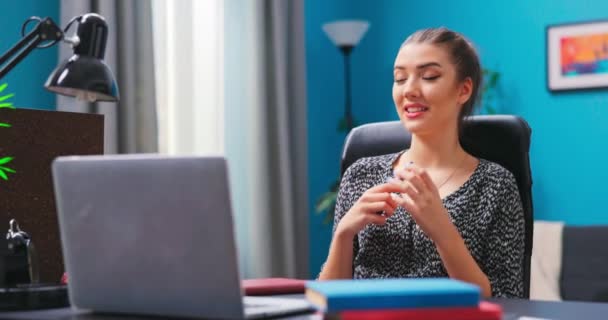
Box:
315 191 337 213
315 178 342 225
0 103 15 109
0 83 7 92
487 73 499 89
0 93 14 102
0 170 7 180
479 68 502 115
0 157 13 165
0 123 10 128
0 166 15 173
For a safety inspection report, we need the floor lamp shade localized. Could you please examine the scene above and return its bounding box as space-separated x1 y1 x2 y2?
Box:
322 20 369 51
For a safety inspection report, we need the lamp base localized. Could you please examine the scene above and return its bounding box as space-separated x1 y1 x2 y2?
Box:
0 283 69 310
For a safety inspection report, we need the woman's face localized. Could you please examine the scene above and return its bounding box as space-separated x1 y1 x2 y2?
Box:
392 43 472 136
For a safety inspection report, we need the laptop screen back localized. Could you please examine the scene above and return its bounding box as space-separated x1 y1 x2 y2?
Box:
52 155 245 319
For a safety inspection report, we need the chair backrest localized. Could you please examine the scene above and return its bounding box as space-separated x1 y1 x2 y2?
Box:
340 114 533 298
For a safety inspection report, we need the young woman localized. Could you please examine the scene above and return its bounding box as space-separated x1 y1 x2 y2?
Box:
318 28 525 298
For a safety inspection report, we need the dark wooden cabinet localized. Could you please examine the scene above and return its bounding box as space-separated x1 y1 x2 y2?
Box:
0 107 103 283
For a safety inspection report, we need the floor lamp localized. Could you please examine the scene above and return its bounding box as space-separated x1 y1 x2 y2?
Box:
315 20 369 224
322 20 369 132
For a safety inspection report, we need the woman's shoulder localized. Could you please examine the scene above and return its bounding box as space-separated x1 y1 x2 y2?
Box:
343 152 400 179
476 159 518 188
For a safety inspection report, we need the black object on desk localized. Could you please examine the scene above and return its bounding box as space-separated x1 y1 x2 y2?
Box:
1 219 38 286
0 284 68 311
0 219 68 311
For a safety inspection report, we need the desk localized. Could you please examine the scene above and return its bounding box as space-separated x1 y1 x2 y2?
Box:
2 296 608 320
490 298 608 319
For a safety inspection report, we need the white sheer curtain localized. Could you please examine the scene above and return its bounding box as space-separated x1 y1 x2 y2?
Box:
152 0 224 155
152 0 309 279
151 0 255 273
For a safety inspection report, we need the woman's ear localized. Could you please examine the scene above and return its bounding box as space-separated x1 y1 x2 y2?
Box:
457 77 473 105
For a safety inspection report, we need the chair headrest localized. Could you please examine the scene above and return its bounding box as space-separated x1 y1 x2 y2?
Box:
341 115 531 183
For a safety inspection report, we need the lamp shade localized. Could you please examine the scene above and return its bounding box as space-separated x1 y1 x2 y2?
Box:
45 55 119 102
45 13 119 102
322 20 370 48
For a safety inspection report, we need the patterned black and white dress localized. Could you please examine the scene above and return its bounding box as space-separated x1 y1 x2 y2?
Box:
329 151 525 298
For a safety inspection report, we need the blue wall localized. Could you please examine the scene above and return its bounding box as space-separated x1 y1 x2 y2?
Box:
306 0 608 275
0 0 59 110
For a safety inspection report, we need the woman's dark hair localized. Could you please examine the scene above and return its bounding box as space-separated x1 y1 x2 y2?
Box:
401 27 482 135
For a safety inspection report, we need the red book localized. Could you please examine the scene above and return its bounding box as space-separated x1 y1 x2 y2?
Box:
242 278 307 296
328 301 502 320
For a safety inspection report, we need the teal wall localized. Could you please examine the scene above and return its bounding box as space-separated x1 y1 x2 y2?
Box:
0 0 59 110
306 0 608 275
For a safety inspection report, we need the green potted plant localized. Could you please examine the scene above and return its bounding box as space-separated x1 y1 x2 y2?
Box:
479 68 501 115
0 83 16 181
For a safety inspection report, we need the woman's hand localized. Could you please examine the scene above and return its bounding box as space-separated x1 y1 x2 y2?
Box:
391 163 492 297
391 164 453 242
335 183 403 239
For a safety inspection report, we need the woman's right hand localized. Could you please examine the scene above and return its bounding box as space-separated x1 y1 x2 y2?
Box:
335 183 403 239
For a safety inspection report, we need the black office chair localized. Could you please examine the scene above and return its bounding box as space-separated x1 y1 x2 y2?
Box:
340 114 533 298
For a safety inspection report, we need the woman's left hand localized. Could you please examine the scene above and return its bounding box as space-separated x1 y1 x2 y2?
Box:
390 164 454 241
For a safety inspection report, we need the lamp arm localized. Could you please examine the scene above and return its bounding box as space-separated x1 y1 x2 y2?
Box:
0 17 63 80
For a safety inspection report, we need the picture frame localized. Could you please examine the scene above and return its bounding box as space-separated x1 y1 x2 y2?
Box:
547 20 608 92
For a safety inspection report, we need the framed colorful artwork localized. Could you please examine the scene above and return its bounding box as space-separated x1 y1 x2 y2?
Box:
547 20 608 91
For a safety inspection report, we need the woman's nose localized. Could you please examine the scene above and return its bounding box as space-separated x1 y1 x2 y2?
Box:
402 79 420 99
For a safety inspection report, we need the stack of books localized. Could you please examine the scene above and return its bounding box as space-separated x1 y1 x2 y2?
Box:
242 278 307 295
305 278 501 320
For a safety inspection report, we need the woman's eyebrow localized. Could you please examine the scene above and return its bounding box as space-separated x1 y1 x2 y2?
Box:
416 62 442 69
394 62 442 70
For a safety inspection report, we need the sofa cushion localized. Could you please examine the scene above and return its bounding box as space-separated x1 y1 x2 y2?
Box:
560 226 608 301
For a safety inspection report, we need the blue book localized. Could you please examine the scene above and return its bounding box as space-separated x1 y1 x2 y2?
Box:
305 278 480 313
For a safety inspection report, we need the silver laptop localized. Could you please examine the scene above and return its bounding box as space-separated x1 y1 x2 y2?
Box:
52 154 313 319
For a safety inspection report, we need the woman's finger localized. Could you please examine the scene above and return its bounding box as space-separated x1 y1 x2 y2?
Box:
360 192 397 206
393 192 417 214
401 180 420 202
390 171 422 202
385 192 400 209
366 214 388 225
361 201 396 216
369 182 406 194
359 193 399 213
403 167 429 194
417 168 439 194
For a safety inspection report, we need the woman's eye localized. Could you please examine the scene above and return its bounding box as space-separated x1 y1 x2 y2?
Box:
423 75 440 80
394 78 406 84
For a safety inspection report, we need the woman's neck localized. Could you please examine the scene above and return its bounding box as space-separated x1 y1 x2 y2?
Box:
403 129 465 169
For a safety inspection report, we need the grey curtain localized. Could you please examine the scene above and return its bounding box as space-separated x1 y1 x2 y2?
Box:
246 0 310 279
58 0 157 154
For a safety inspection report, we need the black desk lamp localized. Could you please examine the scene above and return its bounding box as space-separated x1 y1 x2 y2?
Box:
0 13 119 310
0 13 119 101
